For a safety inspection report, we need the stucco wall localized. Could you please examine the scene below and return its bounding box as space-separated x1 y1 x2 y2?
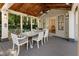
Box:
38 9 68 38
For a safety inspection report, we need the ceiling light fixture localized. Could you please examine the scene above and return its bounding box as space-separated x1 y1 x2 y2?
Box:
66 3 69 5
40 11 43 14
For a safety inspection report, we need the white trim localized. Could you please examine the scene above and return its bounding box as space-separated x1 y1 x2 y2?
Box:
20 15 23 33
8 10 28 16
1 3 13 11
69 11 75 39
9 10 39 32
30 16 33 31
1 3 14 39
37 18 39 28
71 3 78 12
8 10 38 19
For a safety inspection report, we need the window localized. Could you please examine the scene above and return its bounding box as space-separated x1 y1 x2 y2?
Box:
23 16 31 32
32 18 38 29
8 13 20 34
58 15 64 30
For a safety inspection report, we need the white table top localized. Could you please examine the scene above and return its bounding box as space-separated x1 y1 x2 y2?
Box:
26 31 38 37
19 30 45 38
23 30 44 37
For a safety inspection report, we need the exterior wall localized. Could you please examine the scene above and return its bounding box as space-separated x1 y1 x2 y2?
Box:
55 14 66 38
39 18 43 28
69 3 79 40
78 5 79 56
38 14 46 29
1 4 13 39
75 9 78 41
39 9 68 38
78 6 79 41
77 5 79 56
65 13 69 38
1 10 8 39
70 3 79 55
69 11 75 39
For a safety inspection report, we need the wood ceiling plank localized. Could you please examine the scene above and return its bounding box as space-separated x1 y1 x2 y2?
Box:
0 3 4 9
10 3 72 17
10 3 24 10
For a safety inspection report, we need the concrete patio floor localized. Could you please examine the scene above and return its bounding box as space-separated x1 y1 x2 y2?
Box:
0 36 77 56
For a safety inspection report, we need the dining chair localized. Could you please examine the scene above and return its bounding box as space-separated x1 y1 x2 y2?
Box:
43 29 49 43
32 31 44 48
11 33 28 56
32 29 37 31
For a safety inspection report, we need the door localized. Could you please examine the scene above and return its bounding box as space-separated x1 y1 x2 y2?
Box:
48 17 56 33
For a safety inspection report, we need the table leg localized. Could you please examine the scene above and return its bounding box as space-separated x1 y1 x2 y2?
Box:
30 41 33 48
29 37 33 48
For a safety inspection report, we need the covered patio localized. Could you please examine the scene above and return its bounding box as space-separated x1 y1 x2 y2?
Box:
0 36 77 56
0 3 78 56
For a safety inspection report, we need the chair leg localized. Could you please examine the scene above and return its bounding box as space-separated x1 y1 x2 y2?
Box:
32 40 33 47
37 41 39 48
17 46 20 56
47 37 48 42
44 38 46 43
41 40 43 46
12 44 15 50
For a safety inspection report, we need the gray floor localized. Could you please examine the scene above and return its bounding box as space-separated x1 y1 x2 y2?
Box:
0 36 77 56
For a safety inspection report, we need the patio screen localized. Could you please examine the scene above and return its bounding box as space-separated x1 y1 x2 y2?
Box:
32 18 38 29
8 13 20 34
23 16 31 32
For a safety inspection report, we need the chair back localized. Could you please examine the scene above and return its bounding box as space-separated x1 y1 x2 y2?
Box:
32 29 37 31
11 33 19 45
38 32 44 41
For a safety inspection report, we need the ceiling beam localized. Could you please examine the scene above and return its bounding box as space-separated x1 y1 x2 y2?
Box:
1 3 14 11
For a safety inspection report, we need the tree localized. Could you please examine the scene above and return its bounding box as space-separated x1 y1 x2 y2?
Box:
8 13 20 29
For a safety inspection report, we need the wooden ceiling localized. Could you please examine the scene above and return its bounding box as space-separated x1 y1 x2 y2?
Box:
0 3 4 9
10 3 72 17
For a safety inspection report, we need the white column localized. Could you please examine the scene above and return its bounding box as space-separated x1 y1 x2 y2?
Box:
1 10 8 39
30 17 32 31
75 9 78 41
69 11 75 39
45 17 48 29
20 15 23 33
78 5 79 56
1 3 13 39
78 6 79 41
37 18 39 28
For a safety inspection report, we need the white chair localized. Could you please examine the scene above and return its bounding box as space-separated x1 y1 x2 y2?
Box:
32 29 37 31
11 33 28 56
43 29 49 43
32 32 44 48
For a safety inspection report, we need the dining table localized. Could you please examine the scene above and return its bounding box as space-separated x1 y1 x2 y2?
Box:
21 30 45 48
